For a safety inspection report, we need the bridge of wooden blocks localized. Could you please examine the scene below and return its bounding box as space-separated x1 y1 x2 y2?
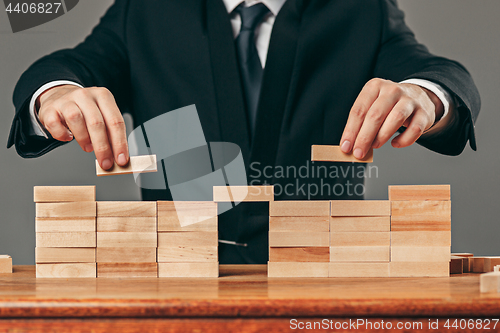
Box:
34 184 452 278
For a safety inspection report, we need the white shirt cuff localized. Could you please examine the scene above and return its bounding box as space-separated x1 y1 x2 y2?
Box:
29 81 84 138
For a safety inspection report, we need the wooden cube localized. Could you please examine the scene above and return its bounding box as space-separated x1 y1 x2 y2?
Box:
96 155 157 177
34 186 96 202
35 218 96 233
472 257 487 273
484 257 500 272
269 201 330 217
213 186 274 202
36 263 96 278
389 262 449 277
390 246 450 262
450 256 464 274
158 262 219 278
97 232 157 248
388 185 450 201
330 201 390 217
330 216 390 232
269 247 330 262
36 232 96 248
97 202 157 217
330 232 390 247
329 262 390 277
157 247 218 262
268 231 329 247
330 246 389 262
480 272 500 293
267 262 329 278
311 145 373 163
391 201 451 217
97 263 158 278
157 232 218 247
96 247 157 263
97 217 156 232
0 255 12 273
390 231 451 246
390 215 450 232
269 217 329 232
36 202 96 218
35 248 95 263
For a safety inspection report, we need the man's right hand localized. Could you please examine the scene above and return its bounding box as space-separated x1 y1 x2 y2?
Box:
37 85 129 170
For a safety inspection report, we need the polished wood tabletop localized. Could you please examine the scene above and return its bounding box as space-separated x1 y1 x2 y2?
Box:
0 265 499 332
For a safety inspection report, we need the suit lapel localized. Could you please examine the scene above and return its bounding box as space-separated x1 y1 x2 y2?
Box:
206 0 251 166
250 0 306 182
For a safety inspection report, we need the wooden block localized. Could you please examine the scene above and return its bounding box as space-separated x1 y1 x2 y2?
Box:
390 231 451 246
269 217 329 232
330 216 390 232
97 263 157 278
158 216 217 232
97 201 157 217
388 185 450 201
330 232 390 247
157 247 218 262
484 257 500 272
330 246 389 262
36 232 96 248
472 257 486 273
36 202 96 218
267 262 329 278
36 263 96 278
329 262 390 277
36 218 96 233
96 155 157 177
330 200 390 216
311 145 373 163
35 248 95 263
213 186 274 202
269 201 330 217
390 215 451 232
451 253 474 272
97 232 157 248
480 272 500 293
158 262 219 278
158 232 218 247
0 255 12 274
450 256 464 274
96 248 157 263
269 247 330 262
157 201 217 228
268 231 329 247
495 266 500 272
97 217 156 232
34 186 96 202
389 262 449 277
391 246 450 262
391 201 451 217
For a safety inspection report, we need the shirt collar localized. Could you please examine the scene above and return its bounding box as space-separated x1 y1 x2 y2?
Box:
223 0 287 16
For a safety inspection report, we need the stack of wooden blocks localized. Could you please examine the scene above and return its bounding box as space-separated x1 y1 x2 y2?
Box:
156 201 219 277
268 201 331 277
389 185 451 277
329 200 391 277
35 186 97 278
96 201 158 278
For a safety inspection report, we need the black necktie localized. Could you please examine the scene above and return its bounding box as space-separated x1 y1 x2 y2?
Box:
234 3 270 137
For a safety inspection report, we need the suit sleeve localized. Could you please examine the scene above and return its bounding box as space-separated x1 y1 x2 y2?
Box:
7 0 132 158
374 0 480 156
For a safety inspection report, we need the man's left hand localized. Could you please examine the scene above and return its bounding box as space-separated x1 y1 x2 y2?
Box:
340 78 444 159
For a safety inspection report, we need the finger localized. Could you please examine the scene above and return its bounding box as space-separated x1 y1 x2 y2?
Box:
60 103 93 153
93 88 129 166
40 108 74 142
391 109 430 148
73 91 115 170
340 80 381 153
352 93 399 159
372 99 414 149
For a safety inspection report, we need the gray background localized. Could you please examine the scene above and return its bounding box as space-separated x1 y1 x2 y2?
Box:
0 1 498 264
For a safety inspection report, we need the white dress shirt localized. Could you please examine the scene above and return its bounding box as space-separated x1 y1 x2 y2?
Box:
30 0 454 138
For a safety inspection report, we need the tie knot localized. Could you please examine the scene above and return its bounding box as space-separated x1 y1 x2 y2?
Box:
235 3 270 32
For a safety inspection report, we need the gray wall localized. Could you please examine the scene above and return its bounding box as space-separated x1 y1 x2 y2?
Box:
0 1 497 264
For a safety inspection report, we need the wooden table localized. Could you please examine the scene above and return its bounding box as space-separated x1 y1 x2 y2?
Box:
0 265 499 332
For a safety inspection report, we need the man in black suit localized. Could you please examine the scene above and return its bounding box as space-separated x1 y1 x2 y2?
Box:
8 0 480 264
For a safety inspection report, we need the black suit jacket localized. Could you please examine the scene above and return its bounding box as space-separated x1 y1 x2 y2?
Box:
8 0 480 264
